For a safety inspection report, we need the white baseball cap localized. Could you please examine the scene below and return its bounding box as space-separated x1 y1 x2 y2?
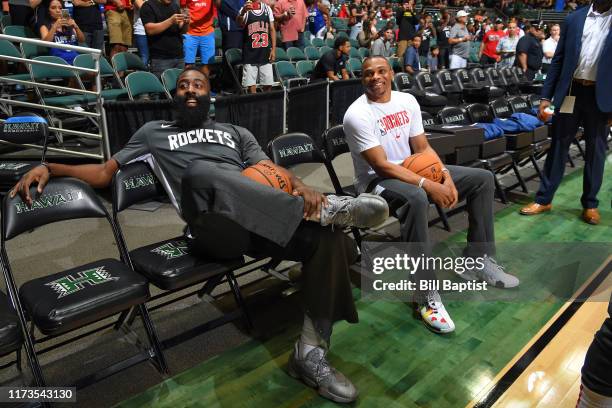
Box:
456 10 469 18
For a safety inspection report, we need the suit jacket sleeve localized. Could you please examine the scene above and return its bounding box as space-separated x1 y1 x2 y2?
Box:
541 15 570 101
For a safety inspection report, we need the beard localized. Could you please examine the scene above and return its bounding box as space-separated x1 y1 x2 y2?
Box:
172 94 211 130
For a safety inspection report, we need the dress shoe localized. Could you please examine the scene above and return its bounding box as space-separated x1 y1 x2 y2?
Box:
582 208 600 225
520 202 552 215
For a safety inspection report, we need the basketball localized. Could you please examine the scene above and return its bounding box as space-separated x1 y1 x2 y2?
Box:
241 162 293 194
402 153 444 183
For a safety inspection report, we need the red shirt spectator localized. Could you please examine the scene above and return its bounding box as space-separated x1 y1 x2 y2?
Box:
180 0 216 36
482 28 505 59
338 3 348 18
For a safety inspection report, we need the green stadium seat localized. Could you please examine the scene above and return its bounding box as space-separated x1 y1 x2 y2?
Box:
304 46 321 61
296 60 314 78
311 38 324 47
161 67 182 94
358 47 370 59
319 45 332 55
30 56 92 106
349 47 360 59
73 54 128 101
347 57 362 77
4 25 47 59
274 47 289 61
274 61 307 88
125 71 170 100
0 39 31 81
111 51 147 75
287 47 306 62
325 38 335 48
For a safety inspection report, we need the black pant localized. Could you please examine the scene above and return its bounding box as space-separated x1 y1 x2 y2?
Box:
582 295 612 397
438 47 449 69
181 160 359 341
535 82 608 209
479 54 497 66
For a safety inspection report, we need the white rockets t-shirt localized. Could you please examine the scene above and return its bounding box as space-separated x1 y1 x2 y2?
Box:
343 91 424 193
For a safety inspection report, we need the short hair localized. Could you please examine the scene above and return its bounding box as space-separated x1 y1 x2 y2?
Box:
430 45 439 51
412 34 422 40
334 36 350 49
362 56 391 69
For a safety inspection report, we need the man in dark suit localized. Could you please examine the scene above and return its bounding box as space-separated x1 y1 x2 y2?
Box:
521 0 612 225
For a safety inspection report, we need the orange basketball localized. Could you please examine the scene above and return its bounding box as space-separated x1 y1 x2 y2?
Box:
402 153 444 183
241 162 293 194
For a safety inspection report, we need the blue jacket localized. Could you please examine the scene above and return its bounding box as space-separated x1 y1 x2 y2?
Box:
218 0 245 32
541 5 612 113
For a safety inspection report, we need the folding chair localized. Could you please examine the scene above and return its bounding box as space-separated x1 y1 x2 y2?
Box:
0 114 49 193
72 54 128 101
268 131 362 245
348 47 361 59
434 69 463 104
311 38 324 48
304 46 321 61
275 61 307 88
287 47 306 63
464 103 521 203
319 45 332 55
125 71 170 100
111 51 147 78
274 47 289 62
224 48 244 94
161 67 183 95
469 67 505 98
111 162 252 347
30 56 92 107
0 177 168 388
346 57 362 78
295 60 314 79
3 26 47 59
358 47 369 59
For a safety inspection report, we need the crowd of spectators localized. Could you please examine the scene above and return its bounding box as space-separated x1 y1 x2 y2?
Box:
2 0 573 93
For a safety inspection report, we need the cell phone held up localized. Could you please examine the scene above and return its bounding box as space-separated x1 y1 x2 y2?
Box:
61 8 70 20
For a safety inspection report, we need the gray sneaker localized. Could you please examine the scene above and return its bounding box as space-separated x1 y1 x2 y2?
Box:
321 194 389 229
458 255 519 288
287 342 359 403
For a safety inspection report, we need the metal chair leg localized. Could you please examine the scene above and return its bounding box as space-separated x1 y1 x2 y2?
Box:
137 304 169 375
530 154 543 180
511 161 529 193
113 309 130 330
226 271 253 332
15 347 22 372
492 170 508 203
567 153 575 168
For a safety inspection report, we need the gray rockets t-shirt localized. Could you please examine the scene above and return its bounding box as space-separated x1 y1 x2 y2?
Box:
113 119 269 211
450 23 470 59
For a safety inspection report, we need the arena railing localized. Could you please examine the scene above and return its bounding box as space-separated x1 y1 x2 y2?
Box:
0 33 109 160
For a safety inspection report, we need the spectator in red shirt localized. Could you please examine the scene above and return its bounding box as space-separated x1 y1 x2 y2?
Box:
105 0 133 58
380 2 393 19
181 0 219 76
478 18 505 65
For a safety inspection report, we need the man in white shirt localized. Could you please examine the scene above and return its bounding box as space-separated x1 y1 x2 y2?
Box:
343 56 520 335
497 20 519 68
521 0 612 226
541 23 560 74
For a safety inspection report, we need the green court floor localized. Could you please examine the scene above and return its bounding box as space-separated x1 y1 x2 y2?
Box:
117 163 611 408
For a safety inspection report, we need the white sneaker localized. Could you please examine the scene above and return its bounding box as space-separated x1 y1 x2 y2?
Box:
459 255 519 288
415 291 455 334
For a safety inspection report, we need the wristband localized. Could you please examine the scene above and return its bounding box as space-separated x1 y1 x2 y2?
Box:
40 162 52 175
418 177 426 189
441 167 449 173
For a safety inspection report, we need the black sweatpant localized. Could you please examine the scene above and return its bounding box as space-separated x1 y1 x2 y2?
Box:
181 159 359 340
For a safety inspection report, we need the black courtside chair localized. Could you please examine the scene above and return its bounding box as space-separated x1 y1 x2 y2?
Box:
0 113 50 193
464 103 520 203
0 178 168 388
111 162 253 347
267 131 364 245
320 124 451 233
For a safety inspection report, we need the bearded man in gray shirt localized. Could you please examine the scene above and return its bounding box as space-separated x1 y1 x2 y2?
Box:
10 68 389 404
